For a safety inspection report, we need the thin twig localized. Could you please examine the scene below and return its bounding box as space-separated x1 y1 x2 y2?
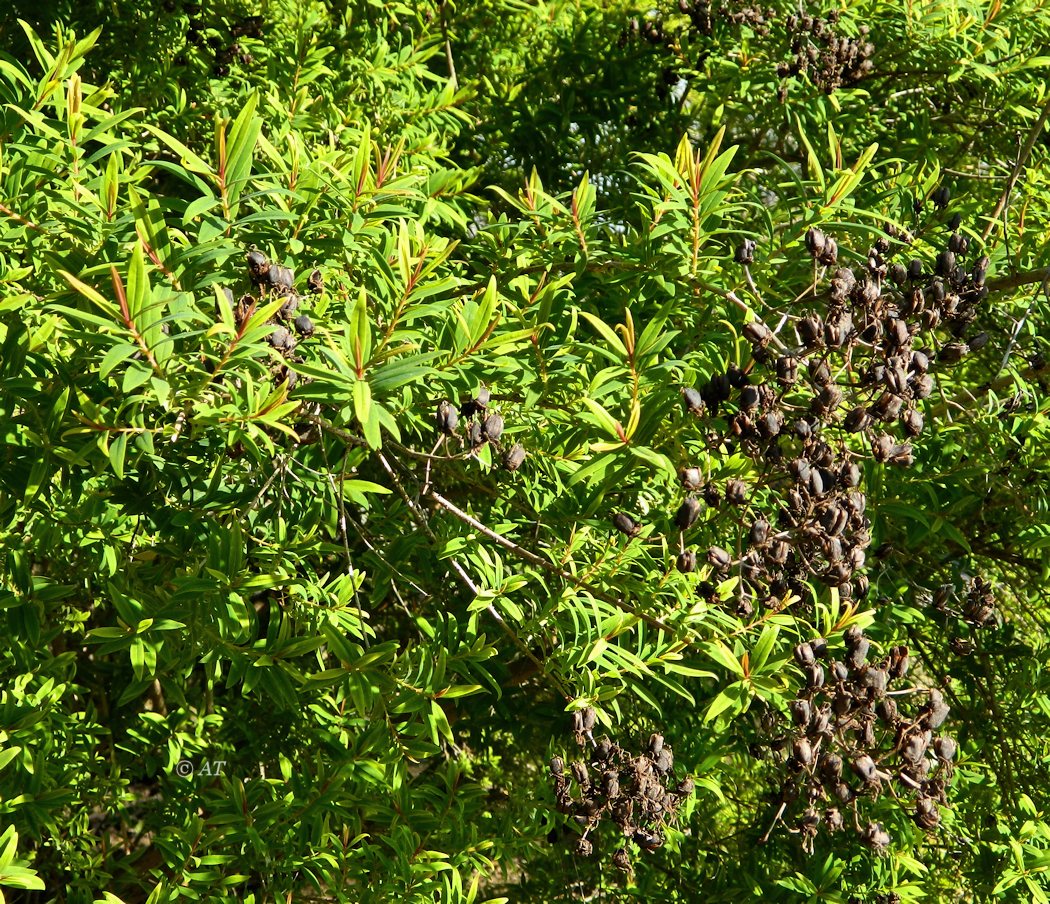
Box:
426 490 676 634
981 94 1050 243
374 451 572 699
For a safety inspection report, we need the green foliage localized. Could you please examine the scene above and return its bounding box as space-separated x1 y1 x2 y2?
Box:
1 1 1049 902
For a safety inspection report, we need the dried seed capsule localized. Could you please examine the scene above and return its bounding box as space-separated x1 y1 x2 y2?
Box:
797 314 823 348
307 268 323 294
887 645 910 679
679 467 703 491
902 731 929 765
818 236 838 266
707 546 732 570
862 821 891 853
654 746 673 774
436 400 458 435
794 642 815 666
934 736 957 763
872 433 894 462
676 549 697 573
791 699 812 726
268 325 295 352
932 185 951 208
908 258 923 280
575 837 593 857
744 320 772 347
293 314 315 337
612 848 632 872
550 756 564 777
647 733 663 757
914 797 940 830
924 689 950 729
503 443 526 472
674 497 701 531
805 227 827 257
776 355 798 386
804 661 824 689
852 754 878 783
246 247 269 281
467 420 485 447
876 697 898 724
267 264 294 292
613 513 641 537
682 386 705 415
735 238 757 264
808 358 832 386
570 761 590 788
725 479 748 504
911 374 934 400
889 262 908 285
749 517 770 546
482 412 504 441
839 461 862 488
740 385 760 410
793 738 814 766
936 250 957 278
847 638 870 670
820 753 843 782
843 406 869 433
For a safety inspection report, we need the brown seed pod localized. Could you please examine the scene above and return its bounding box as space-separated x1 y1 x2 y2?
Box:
613 513 641 537
707 546 732 570
503 443 526 472
676 549 697 573
575 837 593 857
246 247 270 282
268 325 295 353
939 342 968 364
744 320 772 346
843 407 870 433
482 412 504 442
682 386 705 415
791 699 812 726
934 736 957 763
435 400 458 435
923 690 950 729
612 847 632 872
674 497 702 531
776 355 799 386
725 479 748 504
862 821 891 854
679 466 703 490
307 268 323 294
805 227 827 257
293 314 314 337
749 517 771 546
914 797 941 830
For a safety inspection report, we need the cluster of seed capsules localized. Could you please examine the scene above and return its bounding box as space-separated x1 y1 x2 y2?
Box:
626 1 775 47
776 10 874 98
549 708 693 875
637 206 999 622
757 627 955 852
219 248 318 391
434 389 527 472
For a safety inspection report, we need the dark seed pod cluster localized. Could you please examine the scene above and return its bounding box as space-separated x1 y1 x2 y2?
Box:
672 211 993 620
756 627 955 852
777 11 873 98
232 247 318 391
549 708 693 875
433 386 524 469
